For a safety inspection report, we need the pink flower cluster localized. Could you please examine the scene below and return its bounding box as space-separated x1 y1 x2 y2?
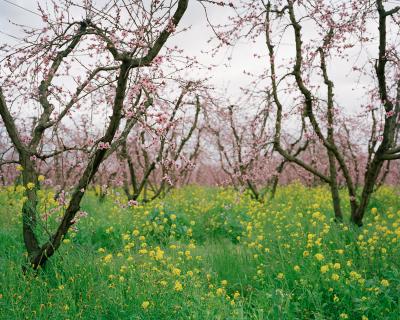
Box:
166 19 176 33
127 199 138 207
386 110 395 118
71 210 88 224
98 141 110 150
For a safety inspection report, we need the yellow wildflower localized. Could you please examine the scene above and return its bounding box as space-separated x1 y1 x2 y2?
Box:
174 280 183 291
381 279 390 287
103 254 113 263
160 280 167 287
216 288 224 296
320 265 329 274
26 182 35 190
331 273 340 281
155 248 164 260
172 268 181 276
314 253 324 261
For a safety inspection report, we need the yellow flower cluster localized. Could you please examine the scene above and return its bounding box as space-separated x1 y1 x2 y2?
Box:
2 183 399 319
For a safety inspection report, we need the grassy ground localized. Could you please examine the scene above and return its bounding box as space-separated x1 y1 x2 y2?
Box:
0 184 399 319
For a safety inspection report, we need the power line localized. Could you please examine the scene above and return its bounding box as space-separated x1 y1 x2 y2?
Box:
2 0 41 18
0 29 22 41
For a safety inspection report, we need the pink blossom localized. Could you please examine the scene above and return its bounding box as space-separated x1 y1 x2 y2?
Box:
127 200 138 207
98 141 111 150
386 110 395 118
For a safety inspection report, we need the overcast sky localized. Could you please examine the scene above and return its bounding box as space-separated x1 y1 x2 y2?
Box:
0 1 252 94
1 0 400 114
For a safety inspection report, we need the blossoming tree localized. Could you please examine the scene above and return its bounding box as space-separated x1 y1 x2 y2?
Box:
0 0 190 268
208 0 400 224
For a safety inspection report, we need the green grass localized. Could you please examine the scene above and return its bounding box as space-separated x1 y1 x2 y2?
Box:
0 184 400 319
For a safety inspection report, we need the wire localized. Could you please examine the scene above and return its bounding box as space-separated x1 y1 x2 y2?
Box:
0 29 22 41
1 0 42 18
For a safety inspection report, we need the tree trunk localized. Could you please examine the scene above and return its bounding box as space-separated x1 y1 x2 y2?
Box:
328 152 343 221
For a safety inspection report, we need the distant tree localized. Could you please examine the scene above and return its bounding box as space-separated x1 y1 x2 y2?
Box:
208 97 273 201
116 81 205 202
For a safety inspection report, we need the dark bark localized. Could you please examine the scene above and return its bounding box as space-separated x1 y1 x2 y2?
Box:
0 0 190 270
351 0 400 225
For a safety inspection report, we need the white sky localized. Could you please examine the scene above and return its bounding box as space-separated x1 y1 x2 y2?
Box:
1 0 400 115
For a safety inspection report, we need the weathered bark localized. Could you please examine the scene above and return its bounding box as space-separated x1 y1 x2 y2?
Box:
268 0 400 224
351 0 400 225
268 2 337 208
269 160 285 200
29 61 131 268
319 31 343 221
266 3 331 186
0 0 190 269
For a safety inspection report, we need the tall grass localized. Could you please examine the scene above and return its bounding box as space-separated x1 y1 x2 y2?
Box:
0 184 399 319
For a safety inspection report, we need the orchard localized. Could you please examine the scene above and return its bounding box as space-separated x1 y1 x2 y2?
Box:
0 0 399 319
